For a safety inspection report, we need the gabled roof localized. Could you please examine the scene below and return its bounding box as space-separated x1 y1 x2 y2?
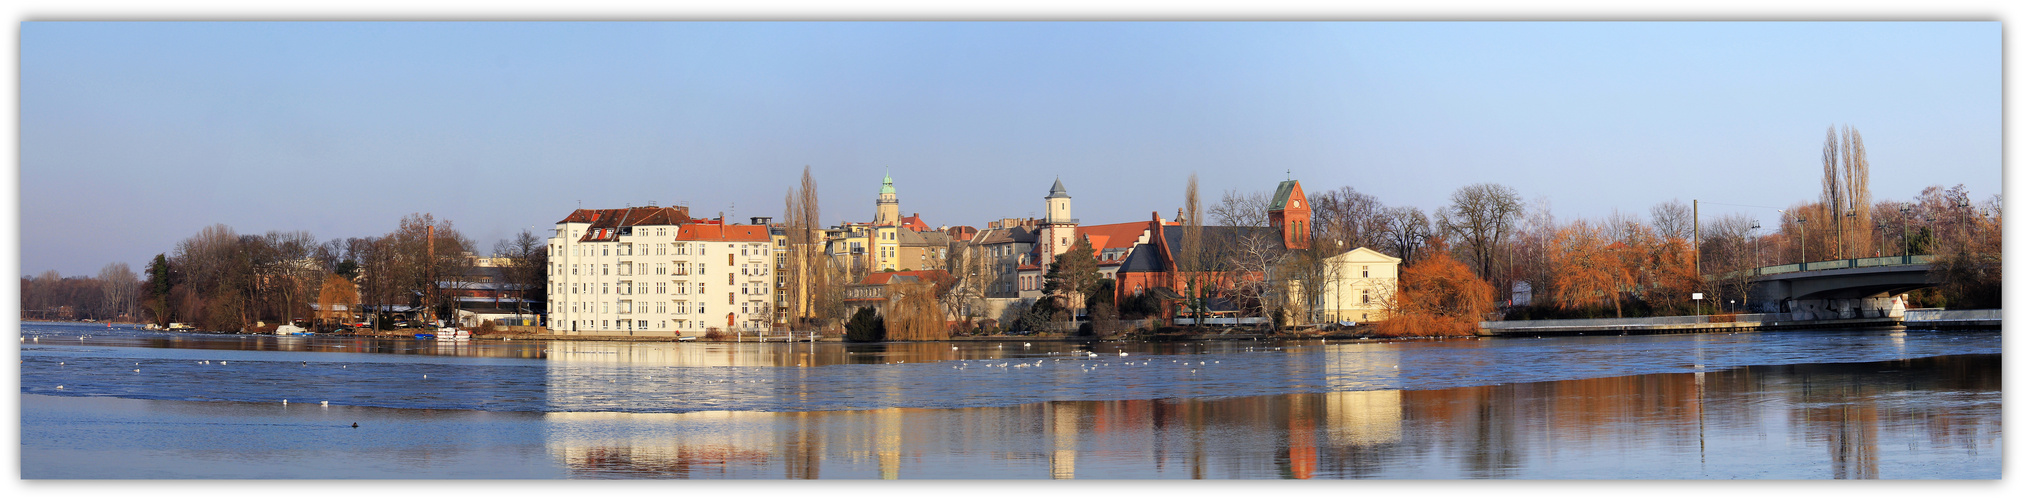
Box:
899 214 930 232
972 225 1037 245
1269 180 1303 211
1326 246 1403 264
677 224 772 242
1159 225 1283 255
1047 178 1070 199
1118 243 1167 273
1077 221 1156 252
560 206 693 242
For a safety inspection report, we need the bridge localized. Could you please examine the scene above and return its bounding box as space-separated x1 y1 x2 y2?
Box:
1741 255 1936 319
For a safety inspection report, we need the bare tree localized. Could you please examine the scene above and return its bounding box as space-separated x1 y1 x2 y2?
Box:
1435 183 1523 299
1698 214 1756 311
1227 229 1288 327
1181 173 1205 321
97 263 138 322
1209 189 1270 228
493 229 549 323
1310 186 1387 251
942 239 998 328
260 230 322 327
1378 206 1431 264
1650 199 1693 242
783 166 831 329
1821 125 1873 259
1504 197 1557 309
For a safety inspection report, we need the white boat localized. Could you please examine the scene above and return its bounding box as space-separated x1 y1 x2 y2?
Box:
275 325 310 336
435 327 471 340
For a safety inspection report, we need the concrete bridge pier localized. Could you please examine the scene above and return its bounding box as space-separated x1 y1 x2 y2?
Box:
1774 296 1907 321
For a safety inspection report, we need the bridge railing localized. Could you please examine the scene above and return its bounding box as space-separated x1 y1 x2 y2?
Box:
1732 254 1933 279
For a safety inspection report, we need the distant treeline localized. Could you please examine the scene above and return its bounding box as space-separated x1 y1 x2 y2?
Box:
22 213 549 332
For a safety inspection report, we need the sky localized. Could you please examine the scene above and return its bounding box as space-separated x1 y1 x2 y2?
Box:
17 21 2002 277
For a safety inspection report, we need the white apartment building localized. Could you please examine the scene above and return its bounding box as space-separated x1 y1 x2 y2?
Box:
547 207 776 335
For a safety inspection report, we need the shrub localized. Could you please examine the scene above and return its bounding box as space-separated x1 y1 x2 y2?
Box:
844 307 886 342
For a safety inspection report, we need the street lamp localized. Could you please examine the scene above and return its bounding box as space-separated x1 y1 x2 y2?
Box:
1779 209 1806 267
1750 220 1761 275
1899 205 1912 263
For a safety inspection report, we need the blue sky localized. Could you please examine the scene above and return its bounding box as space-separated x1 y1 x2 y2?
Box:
19 22 2001 276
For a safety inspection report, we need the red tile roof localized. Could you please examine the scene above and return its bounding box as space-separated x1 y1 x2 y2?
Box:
1077 220 1157 252
677 224 772 242
900 213 931 232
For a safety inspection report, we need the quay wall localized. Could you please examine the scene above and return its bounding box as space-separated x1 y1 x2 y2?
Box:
1480 309 1999 336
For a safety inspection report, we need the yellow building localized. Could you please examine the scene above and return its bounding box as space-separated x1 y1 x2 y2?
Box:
1291 247 1401 324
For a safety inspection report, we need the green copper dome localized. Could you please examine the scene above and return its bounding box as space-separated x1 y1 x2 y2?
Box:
880 172 895 194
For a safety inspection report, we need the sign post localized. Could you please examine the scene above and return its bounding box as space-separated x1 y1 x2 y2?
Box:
1692 292 1704 317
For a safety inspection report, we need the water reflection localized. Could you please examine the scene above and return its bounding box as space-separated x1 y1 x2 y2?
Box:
534 355 1997 479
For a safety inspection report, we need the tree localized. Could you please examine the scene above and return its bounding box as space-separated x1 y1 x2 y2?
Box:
1821 125 1873 260
1227 228 1288 328
1181 173 1205 322
1927 189 2001 309
1379 206 1432 264
258 230 322 327
96 263 139 322
1548 220 1633 317
1374 238 1494 336
844 306 886 342
1310 186 1387 251
171 224 254 331
315 273 360 330
1650 199 1694 243
1696 214 1756 312
1436 183 1523 299
783 166 831 329
493 229 550 322
883 281 947 341
1041 238 1101 327
383 213 473 326
143 254 176 326
1209 189 1270 228
943 239 997 329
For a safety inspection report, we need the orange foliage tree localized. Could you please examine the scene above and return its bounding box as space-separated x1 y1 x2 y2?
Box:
1549 220 1630 316
1375 238 1494 336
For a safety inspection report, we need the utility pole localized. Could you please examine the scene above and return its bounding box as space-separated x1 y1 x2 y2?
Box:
1692 199 1700 276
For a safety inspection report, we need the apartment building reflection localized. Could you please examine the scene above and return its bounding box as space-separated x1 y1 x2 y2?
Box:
535 342 1998 479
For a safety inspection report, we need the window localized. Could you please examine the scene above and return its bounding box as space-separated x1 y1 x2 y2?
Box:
1361 291 1371 305
603 264 610 275
601 284 609 294
571 264 578 275
1362 266 1370 278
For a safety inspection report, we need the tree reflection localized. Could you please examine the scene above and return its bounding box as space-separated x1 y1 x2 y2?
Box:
541 354 1997 479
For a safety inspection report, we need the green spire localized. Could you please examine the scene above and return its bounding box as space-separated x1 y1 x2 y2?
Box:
880 170 895 195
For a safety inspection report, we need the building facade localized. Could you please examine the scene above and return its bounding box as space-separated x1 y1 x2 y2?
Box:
547 206 776 335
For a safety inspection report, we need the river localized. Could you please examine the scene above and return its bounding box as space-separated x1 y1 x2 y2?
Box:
16 321 2002 479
